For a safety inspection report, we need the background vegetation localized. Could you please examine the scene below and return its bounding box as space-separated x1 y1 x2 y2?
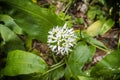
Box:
0 0 120 80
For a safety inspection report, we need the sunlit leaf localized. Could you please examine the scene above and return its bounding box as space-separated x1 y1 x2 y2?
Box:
0 24 24 51
90 49 120 79
87 20 103 36
0 15 23 34
100 19 115 35
1 50 48 76
32 0 37 3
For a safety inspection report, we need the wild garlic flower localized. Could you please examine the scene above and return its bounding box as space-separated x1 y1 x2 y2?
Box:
47 23 77 55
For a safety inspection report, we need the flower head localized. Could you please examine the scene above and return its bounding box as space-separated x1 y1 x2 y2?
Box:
47 23 77 55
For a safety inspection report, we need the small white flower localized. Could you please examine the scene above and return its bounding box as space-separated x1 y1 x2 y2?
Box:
47 23 77 55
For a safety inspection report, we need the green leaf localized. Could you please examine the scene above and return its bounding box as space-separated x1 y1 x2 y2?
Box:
1 50 48 76
87 6 104 20
75 18 84 25
86 20 103 37
78 76 96 80
100 19 115 35
58 12 73 28
87 7 97 20
50 67 64 80
0 24 24 51
86 37 108 50
39 74 49 80
1 0 64 43
65 42 96 79
98 0 106 5
90 49 120 80
0 15 23 34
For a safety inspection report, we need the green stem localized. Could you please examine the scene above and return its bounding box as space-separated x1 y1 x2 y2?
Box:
32 59 65 78
52 52 58 63
50 59 64 68
65 1 73 14
42 62 65 76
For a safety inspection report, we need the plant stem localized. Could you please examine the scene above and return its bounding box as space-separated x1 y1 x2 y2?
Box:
32 58 65 78
50 59 64 68
42 62 65 76
65 1 73 14
52 52 58 63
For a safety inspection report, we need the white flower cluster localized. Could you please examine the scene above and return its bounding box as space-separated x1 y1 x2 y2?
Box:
47 23 77 55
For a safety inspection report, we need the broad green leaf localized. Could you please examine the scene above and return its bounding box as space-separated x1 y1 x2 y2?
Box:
90 49 120 80
2 50 48 76
0 15 23 34
100 19 115 35
87 37 108 50
0 24 24 51
65 42 96 79
1 0 64 43
87 20 103 36
50 67 64 80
